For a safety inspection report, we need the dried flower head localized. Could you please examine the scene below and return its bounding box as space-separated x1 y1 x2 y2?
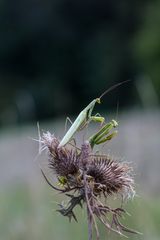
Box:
87 157 135 198
40 132 138 240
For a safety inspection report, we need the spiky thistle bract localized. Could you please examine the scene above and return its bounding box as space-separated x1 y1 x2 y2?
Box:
39 125 139 240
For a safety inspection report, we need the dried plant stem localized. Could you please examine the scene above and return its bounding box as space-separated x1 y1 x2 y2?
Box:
41 169 64 192
84 172 100 240
87 207 92 240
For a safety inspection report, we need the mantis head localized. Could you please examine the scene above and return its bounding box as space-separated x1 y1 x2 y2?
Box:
96 98 101 104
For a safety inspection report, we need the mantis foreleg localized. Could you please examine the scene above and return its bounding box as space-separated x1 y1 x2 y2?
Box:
89 120 118 148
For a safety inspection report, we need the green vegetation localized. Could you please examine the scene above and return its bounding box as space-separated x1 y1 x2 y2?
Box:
1 184 160 240
0 1 160 126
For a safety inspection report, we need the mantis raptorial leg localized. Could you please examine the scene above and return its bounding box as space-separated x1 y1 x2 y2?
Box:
89 119 118 148
58 80 130 148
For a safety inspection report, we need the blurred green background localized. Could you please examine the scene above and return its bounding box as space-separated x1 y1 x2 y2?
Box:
0 1 160 240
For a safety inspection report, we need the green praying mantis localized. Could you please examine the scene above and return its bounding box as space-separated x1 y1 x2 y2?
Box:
58 80 130 148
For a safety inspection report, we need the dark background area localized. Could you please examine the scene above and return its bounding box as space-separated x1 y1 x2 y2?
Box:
0 0 159 126
0 1 160 240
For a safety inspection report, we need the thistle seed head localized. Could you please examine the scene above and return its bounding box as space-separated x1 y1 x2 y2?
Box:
42 132 79 178
87 157 134 198
40 131 137 238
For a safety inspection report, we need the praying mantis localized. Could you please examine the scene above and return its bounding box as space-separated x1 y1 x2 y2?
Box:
58 80 129 148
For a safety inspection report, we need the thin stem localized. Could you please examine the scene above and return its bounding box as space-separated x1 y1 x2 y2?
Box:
83 172 100 240
87 207 92 240
41 169 64 192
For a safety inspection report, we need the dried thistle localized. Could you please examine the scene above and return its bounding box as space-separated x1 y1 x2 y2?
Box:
39 129 139 240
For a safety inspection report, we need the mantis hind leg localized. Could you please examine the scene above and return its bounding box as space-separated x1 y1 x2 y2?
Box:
94 113 102 117
69 138 81 154
64 117 73 133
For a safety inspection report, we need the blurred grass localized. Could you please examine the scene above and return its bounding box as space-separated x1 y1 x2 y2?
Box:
0 111 160 240
1 183 160 240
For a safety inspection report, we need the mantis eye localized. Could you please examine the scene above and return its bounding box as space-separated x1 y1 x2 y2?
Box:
96 98 101 104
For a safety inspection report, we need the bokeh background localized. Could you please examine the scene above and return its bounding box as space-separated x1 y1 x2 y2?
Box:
0 1 160 239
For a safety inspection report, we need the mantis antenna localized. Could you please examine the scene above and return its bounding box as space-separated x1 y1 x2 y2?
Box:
99 79 131 100
59 80 131 147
